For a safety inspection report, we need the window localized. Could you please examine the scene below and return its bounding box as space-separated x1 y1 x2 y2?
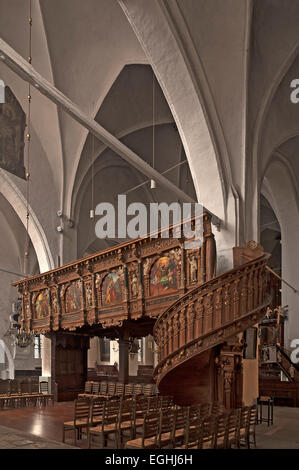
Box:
137 339 143 363
100 338 110 362
34 335 41 359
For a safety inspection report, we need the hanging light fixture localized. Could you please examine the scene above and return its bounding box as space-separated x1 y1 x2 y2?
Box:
15 0 34 348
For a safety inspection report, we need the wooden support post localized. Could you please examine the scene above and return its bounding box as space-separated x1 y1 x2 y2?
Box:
118 332 130 384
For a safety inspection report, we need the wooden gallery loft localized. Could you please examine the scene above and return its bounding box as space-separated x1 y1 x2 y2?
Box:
13 213 270 407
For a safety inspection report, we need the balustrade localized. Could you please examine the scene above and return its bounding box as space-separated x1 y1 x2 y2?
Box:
153 254 270 383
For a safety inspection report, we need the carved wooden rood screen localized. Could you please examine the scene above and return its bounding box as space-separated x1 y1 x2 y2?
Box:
13 214 270 405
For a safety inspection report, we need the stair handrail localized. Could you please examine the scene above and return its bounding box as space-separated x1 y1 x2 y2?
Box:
153 254 270 383
154 253 270 337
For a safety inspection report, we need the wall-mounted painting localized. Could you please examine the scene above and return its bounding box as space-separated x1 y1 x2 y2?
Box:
35 291 49 319
65 281 82 313
150 255 178 297
102 273 122 306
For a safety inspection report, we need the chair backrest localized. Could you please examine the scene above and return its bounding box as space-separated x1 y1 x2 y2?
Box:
159 395 173 409
107 382 116 396
210 401 225 416
227 409 241 444
157 408 176 448
249 404 257 428
102 397 120 429
9 380 20 394
142 412 159 447
31 381 40 394
199 402 212 418
84 381 93 394
99 381 107 395
199 415 215 448
124 383 133 396
147 395 159 412
240 406 250 429
0 379 9 395
143 384 154 396
118 397 134 426
90 397 106 425
213 412 229 448
92 382 100 395
133 383 143 396
74 398 90 424
40 381 49 394
115 383 124 397
20 381 30 394
184 415 203 449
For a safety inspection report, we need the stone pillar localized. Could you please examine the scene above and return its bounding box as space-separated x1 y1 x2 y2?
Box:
88 337 99 369
144 335 155 365
41 334 51 377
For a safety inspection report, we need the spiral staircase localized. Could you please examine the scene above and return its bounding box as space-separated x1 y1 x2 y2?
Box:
153 254 271 407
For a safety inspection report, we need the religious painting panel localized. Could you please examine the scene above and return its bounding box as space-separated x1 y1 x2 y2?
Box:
149 255 178 297
34 290 49 319
101 272 122 306
65 281 82 313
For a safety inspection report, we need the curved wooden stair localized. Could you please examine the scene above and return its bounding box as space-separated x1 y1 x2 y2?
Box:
153 254 271 407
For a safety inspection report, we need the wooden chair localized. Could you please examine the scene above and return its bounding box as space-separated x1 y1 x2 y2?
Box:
117 397 135 447
156 408 177 448
143 384 155 396
226 409 241 448
212 412 229 449
133 383 143 396
199 402 212 418
88 397 121 448
131 395 152 440
238 406 250 448
147 395 159 412
62 398 91 445
99 381 107 396
171 406 188 448
39 381 54 406
107 382 116 397
115 383 124 397
89 396 106 427
92 382 100 395
78 381 93 398
124 383 133 396
159 395 173 409
246 405 257 448
125 411 159 449
200 415 216 449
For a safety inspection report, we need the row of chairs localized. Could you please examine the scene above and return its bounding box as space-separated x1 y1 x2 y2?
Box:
79 381 157 399
63 393 174 446
0 379 54 409
125 404 257 449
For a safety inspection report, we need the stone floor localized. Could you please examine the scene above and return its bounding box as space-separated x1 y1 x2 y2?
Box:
0 402 298 449
0 424 77 449
255 406 299 449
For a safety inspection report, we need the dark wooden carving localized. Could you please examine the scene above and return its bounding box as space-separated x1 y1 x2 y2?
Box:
153 253 270 406
13 213 215 334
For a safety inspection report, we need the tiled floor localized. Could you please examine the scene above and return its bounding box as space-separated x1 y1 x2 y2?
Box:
0 402 298 449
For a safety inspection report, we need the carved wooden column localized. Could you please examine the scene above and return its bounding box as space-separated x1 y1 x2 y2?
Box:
215 339 244 409
204 214 216 281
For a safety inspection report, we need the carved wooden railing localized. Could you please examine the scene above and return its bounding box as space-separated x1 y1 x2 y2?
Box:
13 213 216 335
153 254 271 386
276 345 299 382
